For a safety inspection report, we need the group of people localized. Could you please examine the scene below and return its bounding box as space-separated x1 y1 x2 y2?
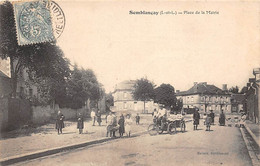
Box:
55 110 141 136
193 109 247 131
90 109 102 126
106 112 140 138
193 109 224 131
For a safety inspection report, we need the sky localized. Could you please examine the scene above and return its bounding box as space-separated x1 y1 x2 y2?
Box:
55 0 260 92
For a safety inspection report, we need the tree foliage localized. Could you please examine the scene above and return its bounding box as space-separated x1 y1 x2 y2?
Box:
0 1 69 98
67 66 101 109
133 78 155 101
154 84 177 110
133 78 155 113
105 92 114 112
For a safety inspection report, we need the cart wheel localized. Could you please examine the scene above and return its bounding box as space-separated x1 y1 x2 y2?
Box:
158 125 164 134
168 122 176 134
147 124 158 136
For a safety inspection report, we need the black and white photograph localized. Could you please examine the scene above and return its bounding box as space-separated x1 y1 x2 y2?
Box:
0 0 259 165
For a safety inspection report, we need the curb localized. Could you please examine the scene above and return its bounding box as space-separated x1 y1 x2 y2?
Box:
0 130 146 166
240 127 259 166
244 124 260 148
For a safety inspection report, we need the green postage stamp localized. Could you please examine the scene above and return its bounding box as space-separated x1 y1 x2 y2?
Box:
13 0 55 45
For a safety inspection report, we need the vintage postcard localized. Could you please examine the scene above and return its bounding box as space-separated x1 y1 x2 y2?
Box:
0 0 259 166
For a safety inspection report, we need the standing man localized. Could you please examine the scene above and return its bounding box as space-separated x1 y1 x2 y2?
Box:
77 113 84 134
111 112 117 137
55 111 65 134
106 112 113 137
96 110 102 126
193 109 200 130
91 109 96 126
135 113 140 125
209 110 215 125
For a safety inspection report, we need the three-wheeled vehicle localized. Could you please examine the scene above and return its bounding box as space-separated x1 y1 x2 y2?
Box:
147 116 186 136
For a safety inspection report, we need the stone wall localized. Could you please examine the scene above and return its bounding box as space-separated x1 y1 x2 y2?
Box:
0 98 8 131
32 105 89 125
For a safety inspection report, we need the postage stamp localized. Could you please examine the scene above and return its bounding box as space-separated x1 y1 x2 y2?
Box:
13 0 55 45
45 0 65 39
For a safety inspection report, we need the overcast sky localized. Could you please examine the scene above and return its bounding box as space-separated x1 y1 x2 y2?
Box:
56 1 260 92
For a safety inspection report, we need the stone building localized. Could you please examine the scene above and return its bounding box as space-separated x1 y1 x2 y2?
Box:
112 80 159 113
176 82 231 113
245 68 260 123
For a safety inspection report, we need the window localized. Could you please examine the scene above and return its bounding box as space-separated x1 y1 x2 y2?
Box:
201 96 204 101
124 92 127 98
124 102 127 109
187 97 189 103
191 97 194 102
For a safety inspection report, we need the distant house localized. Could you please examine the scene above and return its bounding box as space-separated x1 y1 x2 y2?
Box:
0 58 38 99
112 80 158 113
176 82 231 113
230 93 245 113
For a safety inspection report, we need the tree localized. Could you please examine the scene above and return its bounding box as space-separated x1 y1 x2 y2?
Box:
105 93 114 112
175 98 183 113
229 86 239 94
133 78 155 113
67 66 102 109
154 84 177 111
25 44 71 106
0 1 67 98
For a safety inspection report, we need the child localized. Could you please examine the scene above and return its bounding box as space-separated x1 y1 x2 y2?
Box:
77 113 84 134
205 114 212 131
125 114 133 137
135 113 140 125
203 113 207 125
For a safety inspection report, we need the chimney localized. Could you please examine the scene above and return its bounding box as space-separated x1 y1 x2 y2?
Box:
222 84 227 91
253 68 260 82
194 82 198 86
176 90 180 93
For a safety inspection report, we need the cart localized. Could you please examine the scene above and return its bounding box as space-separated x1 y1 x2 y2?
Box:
147 117 185 135
167 119 186 134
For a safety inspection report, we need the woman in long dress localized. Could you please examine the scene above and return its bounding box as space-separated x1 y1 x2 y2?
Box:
219 110 226 126
125 114 133 137
118 114 125 137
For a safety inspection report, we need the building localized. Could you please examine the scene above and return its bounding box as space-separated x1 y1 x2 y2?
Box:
112 80 158 113
176 82 231 113
0 58 38 99
245 68 260 124
230 93 245 113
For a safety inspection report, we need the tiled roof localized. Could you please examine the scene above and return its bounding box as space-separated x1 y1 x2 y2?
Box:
231 94 245 103
176 83 228 96
115 80 136 91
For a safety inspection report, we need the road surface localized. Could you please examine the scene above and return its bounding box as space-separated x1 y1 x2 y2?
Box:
14 121 252 166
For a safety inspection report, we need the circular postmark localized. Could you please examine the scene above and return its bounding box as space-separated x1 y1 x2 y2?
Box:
44 0 65 39
19 1 54 41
